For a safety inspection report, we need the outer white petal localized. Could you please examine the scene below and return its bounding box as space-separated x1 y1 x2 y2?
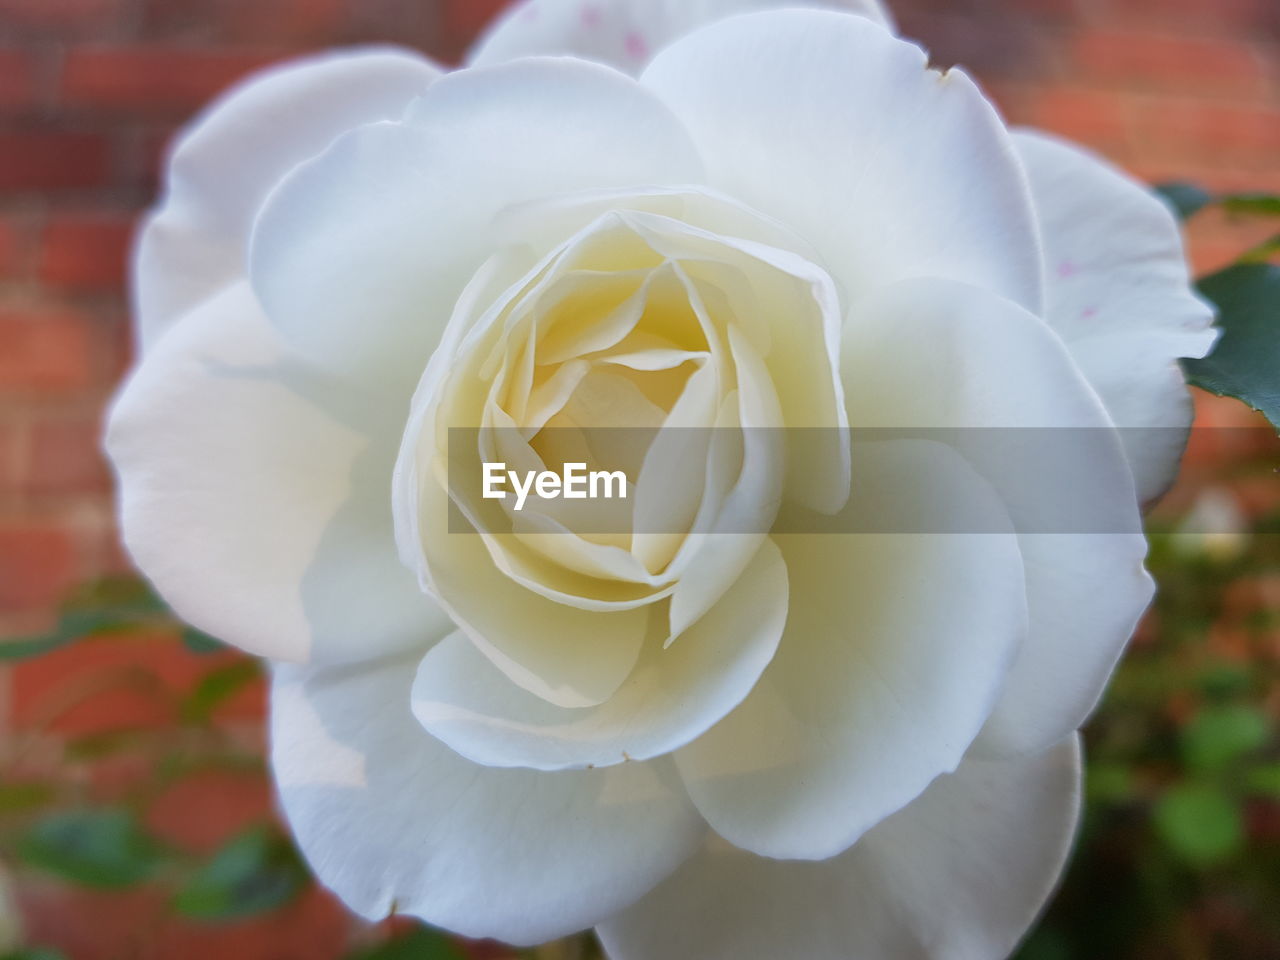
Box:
410 539 787 771
977 533 1151 758
675 441 1027 861
105 282 453 664
135 48 440 352
1015 129 1217 505
600 737 1082 960
841 277 1154 758
641 10 1044 317
271 654 704 946
468 0 894 76
250 57 703 389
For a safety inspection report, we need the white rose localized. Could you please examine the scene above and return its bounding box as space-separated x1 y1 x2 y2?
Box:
106 2 1216 957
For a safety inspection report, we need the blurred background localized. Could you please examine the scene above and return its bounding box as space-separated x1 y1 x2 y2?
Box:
0 0 1277 958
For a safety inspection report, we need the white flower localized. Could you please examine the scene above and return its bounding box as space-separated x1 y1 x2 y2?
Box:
105 2 1216 957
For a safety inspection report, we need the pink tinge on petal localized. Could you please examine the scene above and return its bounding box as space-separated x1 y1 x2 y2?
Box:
581 2 602 27
1081 306 1099 320
1056 259 1080 279
625 31 649 60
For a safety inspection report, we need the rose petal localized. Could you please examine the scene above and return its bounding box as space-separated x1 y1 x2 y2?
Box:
599 737 1081 960
271 654 703 945
412 460 650 708
978 532 1153 757
493 184 825 266
618 210 850 515
469 0 894 75
641 9 1044 317
410 538 787 770
105 282 453 664
840 277 1154 758
136 48 440 352
1015 129 1218 505
675 440 1026 860
656 322 785 640
250 57 703 389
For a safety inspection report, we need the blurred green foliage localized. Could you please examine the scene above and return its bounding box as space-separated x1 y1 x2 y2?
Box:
172 826 309 921
1015 513 1280 960
346 928 469 960
19 809 161 890
0 577 223 664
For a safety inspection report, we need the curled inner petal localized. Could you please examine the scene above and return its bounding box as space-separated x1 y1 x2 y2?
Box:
393 187 848 731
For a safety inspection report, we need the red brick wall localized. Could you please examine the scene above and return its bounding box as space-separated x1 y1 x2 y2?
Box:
1 0 1277 633
0 0 1276 956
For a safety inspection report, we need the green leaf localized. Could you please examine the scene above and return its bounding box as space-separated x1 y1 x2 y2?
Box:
19 809 161 888
346 927 468 960
0 578 165 661
1197 662 1252 699
1086 763 1136 803
1184 264 1280 431
0 949 70 960
0 634 75 661
181 659 261 725
182 629 225 656
0 611 107 661
0 781 57 813
0 576 230 663
1239 232 1280 265
1153 186 1280 221
1013 928 1072 960
1221 193 1280 217
1155 182 1213 220
62 576 164 618
1181 704 1270 774
174 826 308 921
1244 764 1280 798
1153 783 1243 866
63 729 150 762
